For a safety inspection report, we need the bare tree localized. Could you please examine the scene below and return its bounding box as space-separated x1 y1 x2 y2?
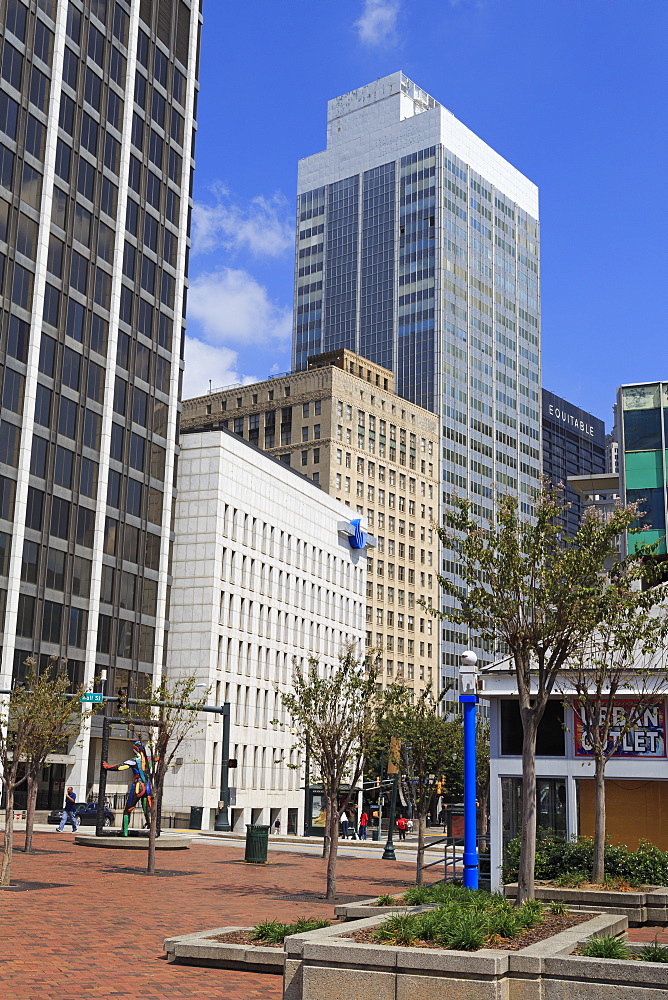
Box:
280 647 404 899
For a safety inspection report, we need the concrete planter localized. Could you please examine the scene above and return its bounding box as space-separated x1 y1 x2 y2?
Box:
164 926 284 973
75 833 191 850
283 910 659 1000
334 894 426 922
504 883 668 925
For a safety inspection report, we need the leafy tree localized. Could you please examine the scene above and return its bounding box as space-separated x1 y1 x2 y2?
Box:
561 611 668 883
120 675 208 874
0 663 87 883
280 646 403 899
379 691 464 882
21 657 89 853
437 484 663 902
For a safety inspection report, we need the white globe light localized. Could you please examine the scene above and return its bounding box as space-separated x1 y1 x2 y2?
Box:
460 650 478 668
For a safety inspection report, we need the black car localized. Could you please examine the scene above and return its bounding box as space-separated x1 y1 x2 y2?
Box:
47 802 115 827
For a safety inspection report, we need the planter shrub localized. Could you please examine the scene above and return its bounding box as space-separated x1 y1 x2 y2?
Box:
372 890 548 950
504 835 668 886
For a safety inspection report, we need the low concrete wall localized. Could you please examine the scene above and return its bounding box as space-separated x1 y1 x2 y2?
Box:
334 895 426 922
283 910 668 1000
75 833 191 850
164 926 283 973
504 883 668 924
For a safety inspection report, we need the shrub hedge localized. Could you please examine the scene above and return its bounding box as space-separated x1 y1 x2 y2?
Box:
503 835 668 887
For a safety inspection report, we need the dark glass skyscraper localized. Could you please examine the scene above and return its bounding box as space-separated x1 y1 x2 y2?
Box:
0 0 200 800
293 73 542 700
541 389 606 536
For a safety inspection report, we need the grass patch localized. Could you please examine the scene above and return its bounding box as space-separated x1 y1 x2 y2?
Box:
376 894 396 906
371 888 551 951
580 935 629 960
639 938 668 964
251 917 329 944
555 872 587 888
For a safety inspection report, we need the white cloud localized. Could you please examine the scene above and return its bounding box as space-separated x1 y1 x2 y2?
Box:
182 337 258 399
192 185 292 257
354 0 400 46
187 267 292 346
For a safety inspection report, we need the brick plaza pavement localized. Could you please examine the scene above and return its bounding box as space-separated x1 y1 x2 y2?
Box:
627 925 668 943
0 831 415 1000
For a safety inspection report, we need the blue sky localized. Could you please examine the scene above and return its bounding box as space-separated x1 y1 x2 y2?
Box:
184 0 668 430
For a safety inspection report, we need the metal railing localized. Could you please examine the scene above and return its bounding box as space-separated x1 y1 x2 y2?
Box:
422 834 491 888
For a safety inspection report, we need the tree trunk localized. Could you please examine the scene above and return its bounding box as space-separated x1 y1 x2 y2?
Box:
415 812 426 885
23 774 38 853
1 786 14 886
516 714 539 904
147 783 160 875
478 781 489 854
325 793 339 899
322 797 330 859
592 754 606 884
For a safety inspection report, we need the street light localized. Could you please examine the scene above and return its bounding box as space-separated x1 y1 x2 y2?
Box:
382 736 400 861
459 650 478 889
214 703 232 831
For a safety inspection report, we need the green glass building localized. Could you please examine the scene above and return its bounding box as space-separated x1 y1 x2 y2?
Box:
619 382 668 555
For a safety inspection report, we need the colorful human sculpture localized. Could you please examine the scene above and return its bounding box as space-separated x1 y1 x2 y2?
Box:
103 739 153 836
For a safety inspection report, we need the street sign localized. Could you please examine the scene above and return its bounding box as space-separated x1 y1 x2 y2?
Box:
80 692 103 703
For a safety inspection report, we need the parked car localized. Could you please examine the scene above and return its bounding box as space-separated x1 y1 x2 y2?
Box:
47 802 115 827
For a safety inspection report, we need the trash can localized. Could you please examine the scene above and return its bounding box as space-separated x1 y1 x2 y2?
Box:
245 824 269 863
189 806 203 830
372 827 380 841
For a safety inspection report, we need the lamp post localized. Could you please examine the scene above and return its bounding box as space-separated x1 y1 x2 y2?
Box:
303 731 310 837
382 736 400 861
459 650 479 889
214 704 232 831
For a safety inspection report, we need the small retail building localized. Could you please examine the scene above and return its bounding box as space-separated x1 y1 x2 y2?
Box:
484 657 668 891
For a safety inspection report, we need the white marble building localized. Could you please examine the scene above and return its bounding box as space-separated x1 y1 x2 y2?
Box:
163 429 367 832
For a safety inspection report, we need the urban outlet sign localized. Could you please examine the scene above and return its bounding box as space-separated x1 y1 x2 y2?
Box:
547 403 595 437
574 700 667 757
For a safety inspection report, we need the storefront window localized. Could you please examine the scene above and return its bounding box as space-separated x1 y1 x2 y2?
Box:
500 700 565 756
502 776 567 847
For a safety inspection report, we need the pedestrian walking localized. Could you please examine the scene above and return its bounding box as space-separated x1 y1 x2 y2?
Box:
359 811 368 840
340 812 349 839
397 815 408 841
56 787 79 833
406 817 414 835
274 817 281 835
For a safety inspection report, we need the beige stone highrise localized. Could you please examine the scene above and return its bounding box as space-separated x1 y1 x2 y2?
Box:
181 350 440 699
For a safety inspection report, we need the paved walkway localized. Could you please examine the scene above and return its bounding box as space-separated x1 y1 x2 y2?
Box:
627 925 668 943
0 830 414 1000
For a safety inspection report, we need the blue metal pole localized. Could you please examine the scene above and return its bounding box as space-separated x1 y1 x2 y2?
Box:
461 693 478 889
